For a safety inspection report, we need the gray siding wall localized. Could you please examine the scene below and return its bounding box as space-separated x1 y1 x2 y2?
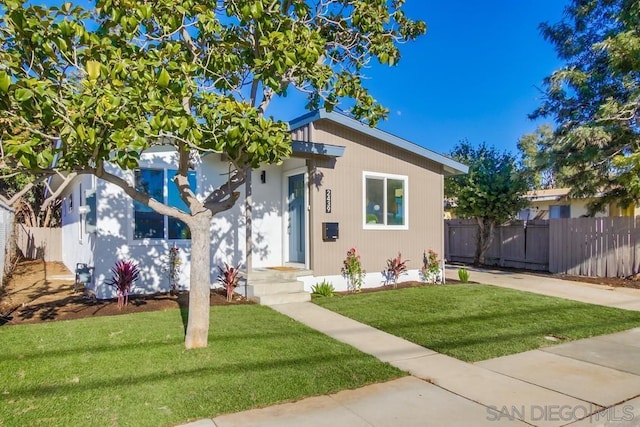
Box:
301 120 445 276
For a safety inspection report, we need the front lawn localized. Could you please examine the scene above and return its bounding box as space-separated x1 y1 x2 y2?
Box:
0 305 404 426
314 284 640 362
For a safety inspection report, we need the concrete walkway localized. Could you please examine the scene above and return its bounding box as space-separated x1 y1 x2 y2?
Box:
450 266 640 312
182 271 640 427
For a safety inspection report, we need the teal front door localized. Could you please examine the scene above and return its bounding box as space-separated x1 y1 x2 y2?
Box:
288 174 305 263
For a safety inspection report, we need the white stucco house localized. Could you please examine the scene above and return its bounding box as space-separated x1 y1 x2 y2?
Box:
53 110 467 299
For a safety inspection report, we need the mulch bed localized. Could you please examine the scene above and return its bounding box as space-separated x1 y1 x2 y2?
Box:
0 288 252 326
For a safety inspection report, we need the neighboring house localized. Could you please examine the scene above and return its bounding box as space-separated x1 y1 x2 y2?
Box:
517 188 640 220
52 109 468 298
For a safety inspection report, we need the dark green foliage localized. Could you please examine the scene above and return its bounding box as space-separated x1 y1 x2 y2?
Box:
445 141 530 264
531 0 640 212
517 124 573 190
0 0 426 347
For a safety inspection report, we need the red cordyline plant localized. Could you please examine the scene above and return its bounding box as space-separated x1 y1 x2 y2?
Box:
386 252 408 288
341 247 365 293
218 263 241 302
106 260 140 309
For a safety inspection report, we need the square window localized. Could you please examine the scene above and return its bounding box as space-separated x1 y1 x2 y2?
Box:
133 168 196 240
363 172 408 229
549 205 570 219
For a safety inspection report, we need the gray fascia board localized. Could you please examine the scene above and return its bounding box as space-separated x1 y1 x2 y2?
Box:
289 109 468 175
291 141 345 157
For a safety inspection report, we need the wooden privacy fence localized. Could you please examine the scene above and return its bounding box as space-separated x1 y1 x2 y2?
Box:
15 225 62 262
445 217 640 278
445 219 549 271
549 217 640 278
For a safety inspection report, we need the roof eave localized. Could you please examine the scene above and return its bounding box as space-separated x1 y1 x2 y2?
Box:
289 109 468 175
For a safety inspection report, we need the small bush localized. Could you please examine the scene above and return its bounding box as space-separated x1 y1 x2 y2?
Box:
458 267 470 283
385 253 408 288
217 263 241 302
311 280 335 297
422 249 442 284
342 247 365 293
106 260 140 309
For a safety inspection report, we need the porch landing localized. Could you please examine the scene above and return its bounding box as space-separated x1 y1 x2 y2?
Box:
246 268 312 305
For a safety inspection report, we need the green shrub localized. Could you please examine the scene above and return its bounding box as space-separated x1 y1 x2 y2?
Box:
341 247 365 293
421 249 442 284
458 267 470 283
311 280 336 297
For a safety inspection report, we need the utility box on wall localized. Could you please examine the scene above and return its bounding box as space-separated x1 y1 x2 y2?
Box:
322 222 339 241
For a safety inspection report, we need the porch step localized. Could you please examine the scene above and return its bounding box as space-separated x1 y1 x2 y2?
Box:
249 268 313 283
247 281 305 298
246 268 312 306
254 292 311 305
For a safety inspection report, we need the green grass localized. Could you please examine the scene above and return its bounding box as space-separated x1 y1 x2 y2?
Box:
0 305 404 427
314 284 640 362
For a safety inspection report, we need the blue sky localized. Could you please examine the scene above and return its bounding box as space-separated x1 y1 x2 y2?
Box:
271 1 570 156
33 1 569 156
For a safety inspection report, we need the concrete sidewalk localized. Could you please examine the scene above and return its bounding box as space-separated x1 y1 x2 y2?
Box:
449 266 640 312
181 270 640 427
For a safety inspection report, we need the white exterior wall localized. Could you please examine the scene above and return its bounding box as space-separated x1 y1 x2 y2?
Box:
298 269 427 293
77 147 302 299
250 158 306 268
523 198 609 219
60 175 96 275
249 164 283 268
570 199 608 218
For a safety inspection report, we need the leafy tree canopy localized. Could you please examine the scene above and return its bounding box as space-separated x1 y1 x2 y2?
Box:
517 124 573 190
445 141 529 264
531 0 640 212
0 0 425 348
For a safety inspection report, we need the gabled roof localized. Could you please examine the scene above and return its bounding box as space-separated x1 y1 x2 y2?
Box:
289 109 468 176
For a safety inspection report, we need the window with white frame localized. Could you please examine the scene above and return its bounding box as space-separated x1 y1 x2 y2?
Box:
363 172 408 228
133 168 196 240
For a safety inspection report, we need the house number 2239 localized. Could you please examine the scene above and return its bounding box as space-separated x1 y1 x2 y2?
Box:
325 190 331 213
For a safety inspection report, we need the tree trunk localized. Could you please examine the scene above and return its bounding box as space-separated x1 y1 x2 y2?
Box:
184 210 214 349
475 219 496 265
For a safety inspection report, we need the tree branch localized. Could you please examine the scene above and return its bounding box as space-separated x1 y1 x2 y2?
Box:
93 163 192 222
